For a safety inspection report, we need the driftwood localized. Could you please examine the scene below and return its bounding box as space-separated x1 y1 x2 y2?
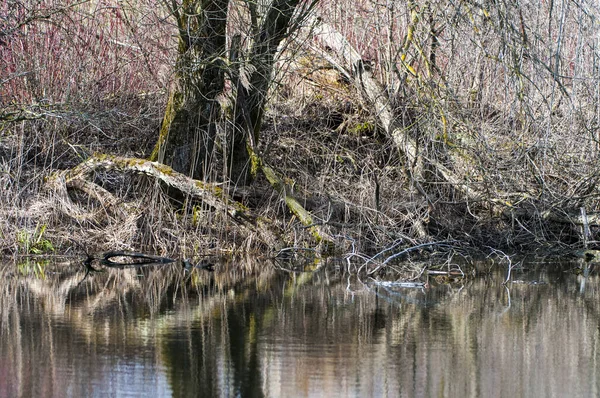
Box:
100 251 176 267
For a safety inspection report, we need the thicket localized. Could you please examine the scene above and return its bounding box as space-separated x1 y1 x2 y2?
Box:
2 0 600 265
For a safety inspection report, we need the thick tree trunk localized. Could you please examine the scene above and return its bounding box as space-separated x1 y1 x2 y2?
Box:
152 0 229 180
154 0 303 186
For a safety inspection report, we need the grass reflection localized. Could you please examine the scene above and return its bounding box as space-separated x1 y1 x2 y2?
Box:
16 257 50 278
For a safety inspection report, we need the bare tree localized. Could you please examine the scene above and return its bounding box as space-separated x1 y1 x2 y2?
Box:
152 0 316 185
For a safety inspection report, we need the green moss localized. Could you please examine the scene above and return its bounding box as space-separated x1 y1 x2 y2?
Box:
150 91 184 161
153 162 176 176
285 196 313 226
92 152 113 161
348 121 375 135
194 180 223 196
248 146 262 182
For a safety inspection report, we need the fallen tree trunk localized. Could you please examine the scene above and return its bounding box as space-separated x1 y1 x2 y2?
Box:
309 17 504 239
310 18 489 206
46 153 278 247
261 163 334 247
100 251 176 267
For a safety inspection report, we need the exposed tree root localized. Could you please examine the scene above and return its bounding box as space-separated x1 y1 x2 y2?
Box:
43 151 338 252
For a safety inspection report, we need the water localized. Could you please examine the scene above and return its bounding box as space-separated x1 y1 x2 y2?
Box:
0 258 599 397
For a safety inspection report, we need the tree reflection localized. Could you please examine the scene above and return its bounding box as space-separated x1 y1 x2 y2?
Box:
0 258 599 397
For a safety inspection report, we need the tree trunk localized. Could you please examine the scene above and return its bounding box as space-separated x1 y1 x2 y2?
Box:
152 0 229 180
228 0 301 186
154 0 304 187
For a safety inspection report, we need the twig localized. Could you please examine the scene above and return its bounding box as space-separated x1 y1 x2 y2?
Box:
367 241 453 275
486 247 515 285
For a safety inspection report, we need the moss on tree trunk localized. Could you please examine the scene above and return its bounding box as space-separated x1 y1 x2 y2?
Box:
228 0 301 185
153 0 229 180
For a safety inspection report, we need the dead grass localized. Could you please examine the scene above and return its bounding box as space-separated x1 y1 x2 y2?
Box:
3 0 600 263
0 55 595 259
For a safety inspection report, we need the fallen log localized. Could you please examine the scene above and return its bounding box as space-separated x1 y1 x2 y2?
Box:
100 251 176 267
46 153 279 247
310 17 488 206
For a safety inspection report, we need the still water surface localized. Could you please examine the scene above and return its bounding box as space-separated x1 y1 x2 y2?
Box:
0 258 599 397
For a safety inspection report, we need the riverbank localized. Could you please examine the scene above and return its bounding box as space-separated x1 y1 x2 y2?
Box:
2 1 599 260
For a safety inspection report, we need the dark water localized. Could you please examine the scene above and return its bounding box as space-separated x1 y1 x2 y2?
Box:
0 257 599 397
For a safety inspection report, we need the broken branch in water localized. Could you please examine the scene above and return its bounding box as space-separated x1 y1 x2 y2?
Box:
366 241 455 275
100 251 176 267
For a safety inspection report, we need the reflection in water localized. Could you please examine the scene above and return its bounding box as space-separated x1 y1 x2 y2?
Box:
0 258 599 397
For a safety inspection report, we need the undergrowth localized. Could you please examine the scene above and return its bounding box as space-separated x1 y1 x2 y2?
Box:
2 0 600 263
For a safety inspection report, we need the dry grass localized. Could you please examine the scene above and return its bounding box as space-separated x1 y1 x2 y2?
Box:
2 0 600 263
